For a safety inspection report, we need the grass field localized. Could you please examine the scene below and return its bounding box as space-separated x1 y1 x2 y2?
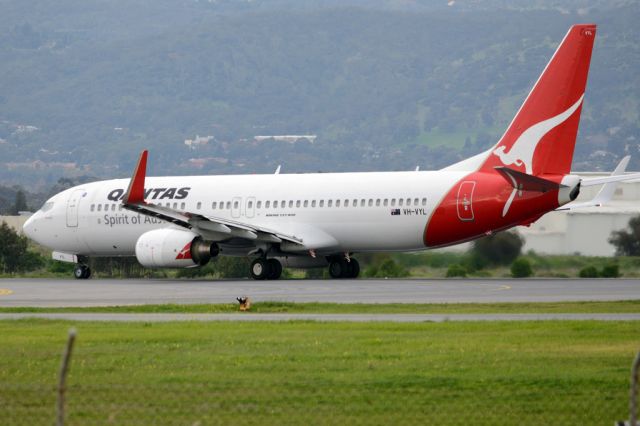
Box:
1 300 639 314
1 319 637 425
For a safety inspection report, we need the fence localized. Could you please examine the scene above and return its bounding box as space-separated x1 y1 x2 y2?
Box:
0 329 637 425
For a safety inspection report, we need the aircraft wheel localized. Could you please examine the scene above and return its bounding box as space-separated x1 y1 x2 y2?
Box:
347 258 360 278
74 264 91 280
250 258 269 280
329 260 348 279
266 259 282 280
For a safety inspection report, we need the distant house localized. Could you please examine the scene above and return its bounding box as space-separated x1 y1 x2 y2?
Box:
254 135 317 144
185 135 214 149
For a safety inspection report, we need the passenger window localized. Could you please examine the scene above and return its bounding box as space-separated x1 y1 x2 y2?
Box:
281 200 285 208
212 202 217 209
328 200 332 207
274 201 279 208
368 199 373 207
220 201 224 209
90 204 95 212
414 198 419 205
399 199 404 206
112 204 116 211
257 201 262 209
248 201 253 209
180 202 185 210
336 200 341 207
288 200 293 208
375 199 380 206
391 199 396 207
226 202 231 209
266 201 271 208
296 200 301 208
304 200 308 207
360 199 365 207
166 202 170 207
97 204 101 212
118 205 123 211
345 200 349 207
422 198 427 206
353 199 357 207
383 199 388 206
234 201 239 209
319 200 324 207
104 204 109 211
406 198 412 206
197 202 202 210
312 200 316 207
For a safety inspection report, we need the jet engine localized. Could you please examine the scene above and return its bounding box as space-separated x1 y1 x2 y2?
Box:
135 229 219 268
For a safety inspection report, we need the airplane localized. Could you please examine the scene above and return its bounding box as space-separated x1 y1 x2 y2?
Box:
22 24 640 280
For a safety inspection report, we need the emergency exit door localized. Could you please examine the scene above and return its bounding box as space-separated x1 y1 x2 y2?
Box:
456 181 475 222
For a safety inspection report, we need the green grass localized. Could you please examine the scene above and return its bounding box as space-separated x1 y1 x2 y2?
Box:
0 320 636 425
1 300 639 314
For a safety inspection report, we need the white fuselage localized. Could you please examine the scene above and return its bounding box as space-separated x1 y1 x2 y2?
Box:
24 170 466 257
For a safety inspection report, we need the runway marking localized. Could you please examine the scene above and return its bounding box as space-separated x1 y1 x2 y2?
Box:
489 285 511 292
0 289 13 296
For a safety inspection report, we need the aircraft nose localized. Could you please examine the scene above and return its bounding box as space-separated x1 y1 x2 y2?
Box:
22 214 37 240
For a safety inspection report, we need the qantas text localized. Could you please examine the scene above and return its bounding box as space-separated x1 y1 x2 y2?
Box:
107 187 191 201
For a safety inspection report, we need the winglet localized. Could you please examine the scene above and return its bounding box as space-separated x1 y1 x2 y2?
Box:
124 150 148 204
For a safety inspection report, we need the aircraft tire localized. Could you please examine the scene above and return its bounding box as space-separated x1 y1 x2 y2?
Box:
329 260 348 279
250 258 269 280
266 259 282 280
74 264 91 280
347 259 360 278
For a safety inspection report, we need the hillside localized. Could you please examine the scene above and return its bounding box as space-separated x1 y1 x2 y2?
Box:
0 0 638 188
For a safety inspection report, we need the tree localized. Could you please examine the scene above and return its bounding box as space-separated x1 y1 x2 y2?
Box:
0 222 43 274
609 216 640 256
10 190 28 215
471 231 524 269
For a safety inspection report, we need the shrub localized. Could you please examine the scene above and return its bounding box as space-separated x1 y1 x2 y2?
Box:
364 257 409 278
510 258 532 278
600 264 620 278
446 264 467 278
471 231 524 269
578 266 599 278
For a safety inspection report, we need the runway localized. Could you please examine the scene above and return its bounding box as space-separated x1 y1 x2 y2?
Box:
0 278 639 307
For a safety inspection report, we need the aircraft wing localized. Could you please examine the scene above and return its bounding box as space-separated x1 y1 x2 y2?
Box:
121 151 303 245
557 156 638 211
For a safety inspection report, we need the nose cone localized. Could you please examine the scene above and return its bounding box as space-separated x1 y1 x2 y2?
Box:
22 214 37 240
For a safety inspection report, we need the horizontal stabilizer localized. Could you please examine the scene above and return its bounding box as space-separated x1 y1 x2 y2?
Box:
558 155 636 210
495 166 566 193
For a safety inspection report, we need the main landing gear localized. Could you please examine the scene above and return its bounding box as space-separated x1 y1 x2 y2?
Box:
329 258 360 279
73 264 92 279
250 258 283 280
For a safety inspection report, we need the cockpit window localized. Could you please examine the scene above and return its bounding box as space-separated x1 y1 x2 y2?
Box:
40 202 54 212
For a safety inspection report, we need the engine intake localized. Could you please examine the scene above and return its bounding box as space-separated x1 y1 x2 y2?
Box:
135 229 218 268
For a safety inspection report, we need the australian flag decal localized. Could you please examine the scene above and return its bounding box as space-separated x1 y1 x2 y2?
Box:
391 209 401 216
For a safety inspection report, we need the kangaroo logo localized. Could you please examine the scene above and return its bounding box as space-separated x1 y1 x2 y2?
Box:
492 94 584 175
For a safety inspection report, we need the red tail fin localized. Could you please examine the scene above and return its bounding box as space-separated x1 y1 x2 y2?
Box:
480 24 596 176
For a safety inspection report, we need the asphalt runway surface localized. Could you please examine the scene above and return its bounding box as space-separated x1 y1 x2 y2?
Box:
0 278 639 307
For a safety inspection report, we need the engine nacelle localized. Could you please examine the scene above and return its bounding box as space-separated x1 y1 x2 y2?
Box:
135 229 218 268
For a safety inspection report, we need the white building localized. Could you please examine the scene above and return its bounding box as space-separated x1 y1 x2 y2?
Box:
518 173 640 256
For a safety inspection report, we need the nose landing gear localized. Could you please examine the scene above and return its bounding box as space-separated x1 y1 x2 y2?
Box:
73 264 91 279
